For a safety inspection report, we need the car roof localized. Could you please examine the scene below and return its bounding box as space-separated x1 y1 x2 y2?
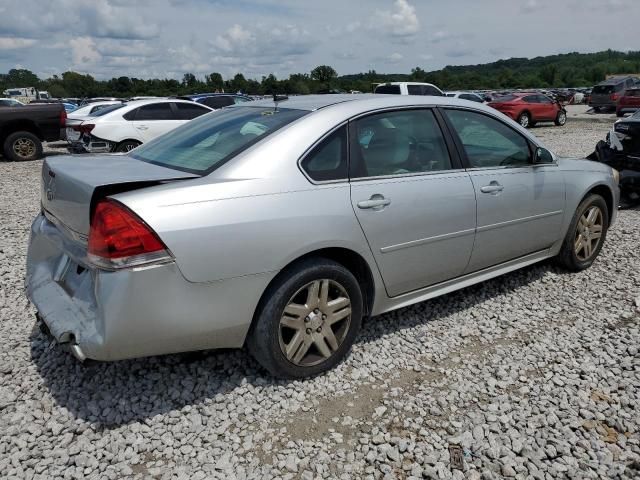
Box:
599 76 637 85
245 93 490 112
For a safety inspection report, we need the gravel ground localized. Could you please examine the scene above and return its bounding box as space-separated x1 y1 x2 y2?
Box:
1 122 639 480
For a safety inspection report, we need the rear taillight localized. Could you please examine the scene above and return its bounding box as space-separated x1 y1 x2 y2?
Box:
88 199 171 269
75 124 95 135
611 93 619 101
60 109 67 127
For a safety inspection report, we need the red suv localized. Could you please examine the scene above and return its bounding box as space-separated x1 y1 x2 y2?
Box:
616 88 640 117
488 93 566 128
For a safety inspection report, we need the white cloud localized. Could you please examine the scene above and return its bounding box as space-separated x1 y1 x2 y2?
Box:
388 52 404 63
372 0 420 37
522 0 540 13
69 37 101 65
0 38 36 49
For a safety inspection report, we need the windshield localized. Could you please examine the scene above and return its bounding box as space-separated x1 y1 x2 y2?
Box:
632 110 640 119
130 106 308 174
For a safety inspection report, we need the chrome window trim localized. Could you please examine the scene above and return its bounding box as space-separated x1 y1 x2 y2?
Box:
349 168 467 183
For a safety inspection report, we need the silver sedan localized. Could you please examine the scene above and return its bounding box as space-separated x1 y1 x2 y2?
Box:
26 94 619 378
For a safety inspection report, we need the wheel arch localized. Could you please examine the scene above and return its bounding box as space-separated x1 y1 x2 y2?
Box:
0 120 43 144
247 247 377 341
584 184 615 226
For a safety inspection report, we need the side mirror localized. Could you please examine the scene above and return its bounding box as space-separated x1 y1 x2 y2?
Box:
534 147 554 164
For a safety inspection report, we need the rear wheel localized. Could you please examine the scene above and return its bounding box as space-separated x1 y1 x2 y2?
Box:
556 194 609 271
555 110 567 126
115 140 141 153
517 112 530 128
247 258 363 378
3 131 43 161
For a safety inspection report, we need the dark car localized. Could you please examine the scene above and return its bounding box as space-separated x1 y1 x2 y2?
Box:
589 110 640 206
589 76 640 112
616 87 640 117
0 103 66 161
178 93 253 109
488 92 566 128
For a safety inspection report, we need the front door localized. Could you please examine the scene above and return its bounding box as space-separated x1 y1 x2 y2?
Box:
442 108 565 272
349 108 477 297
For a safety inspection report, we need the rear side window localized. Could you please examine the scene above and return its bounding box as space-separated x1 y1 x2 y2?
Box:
374 85 401 95
200 96 235 109
174 102 211 120
92 104 125 117
422 86 442 96
300 126 348 182
522 95 538 103
460 94 482 102
407 85 422 95
444 109 531 168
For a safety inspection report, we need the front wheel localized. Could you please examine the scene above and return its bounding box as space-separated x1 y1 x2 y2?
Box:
517 112 530 128
3 131 43 161
555 110 567 126
247 258 363 378
556 194 609 271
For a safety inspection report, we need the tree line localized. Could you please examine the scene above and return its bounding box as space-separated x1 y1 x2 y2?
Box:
1 50 639 99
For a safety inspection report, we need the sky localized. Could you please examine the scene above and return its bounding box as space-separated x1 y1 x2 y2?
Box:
0 0 638 81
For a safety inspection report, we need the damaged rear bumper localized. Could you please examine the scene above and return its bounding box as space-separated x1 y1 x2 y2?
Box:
26 214 275 361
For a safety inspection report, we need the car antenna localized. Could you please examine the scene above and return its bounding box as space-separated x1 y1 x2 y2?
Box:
273 93 288 112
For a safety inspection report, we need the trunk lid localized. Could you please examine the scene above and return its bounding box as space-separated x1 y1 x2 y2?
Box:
41 155 198 238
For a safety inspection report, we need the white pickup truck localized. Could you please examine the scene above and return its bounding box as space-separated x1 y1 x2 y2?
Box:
374 82 443 96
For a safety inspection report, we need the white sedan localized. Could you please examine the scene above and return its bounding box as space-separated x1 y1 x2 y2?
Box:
73 99 213 153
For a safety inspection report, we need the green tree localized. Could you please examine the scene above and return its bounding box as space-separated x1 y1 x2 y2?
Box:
310 65 337 87
205 72 224 91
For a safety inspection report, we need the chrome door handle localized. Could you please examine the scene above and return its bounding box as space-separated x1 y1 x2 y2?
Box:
357 195 391 210
135 125 149 130
480 182 504 194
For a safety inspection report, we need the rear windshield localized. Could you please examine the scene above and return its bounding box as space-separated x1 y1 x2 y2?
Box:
92 104 125 116
130 106 308 174
592 85 615 94
374 85 401 94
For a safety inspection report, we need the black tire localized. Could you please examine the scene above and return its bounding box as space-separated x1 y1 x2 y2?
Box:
517 112 531 128
554 110 567 126
556 194 609 271
115 140 141 153
2 131 43 162
247 257 363 378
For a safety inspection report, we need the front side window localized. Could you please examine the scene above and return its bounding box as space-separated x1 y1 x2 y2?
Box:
350 109 452 178
523 95 538 103
300 126 347 182
130 107 308 174
422 86 442 96
444 109 531 168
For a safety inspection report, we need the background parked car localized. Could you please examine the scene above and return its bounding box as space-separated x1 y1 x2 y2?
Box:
589 76 640 112
0 98 25 107
374 82 443 96
177 93 253 109
488 92 566 128
0 102 66 161
445 91 485 103
72 99 212 153
616 87 640 117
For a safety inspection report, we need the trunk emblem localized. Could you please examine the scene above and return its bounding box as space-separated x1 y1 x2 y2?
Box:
46 189 55 201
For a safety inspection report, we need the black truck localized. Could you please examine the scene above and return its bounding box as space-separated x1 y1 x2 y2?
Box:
0 103 66 161
589 110 640 206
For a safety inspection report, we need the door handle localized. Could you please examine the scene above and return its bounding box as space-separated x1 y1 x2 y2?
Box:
480 182 504 194
357 195 391 210
135 125 149 130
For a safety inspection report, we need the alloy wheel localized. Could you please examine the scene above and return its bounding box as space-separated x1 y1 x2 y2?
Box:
278 279 352 367
13 138 36 159
558 111 566 125
574 206 603 261
519 114 529 128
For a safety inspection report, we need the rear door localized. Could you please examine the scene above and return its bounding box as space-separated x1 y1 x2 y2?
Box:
349 108 476 297
537 94 558 120
128 103 181 142
442 108 565 272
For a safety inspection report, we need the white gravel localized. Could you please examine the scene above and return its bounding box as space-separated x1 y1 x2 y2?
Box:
1 122 639 479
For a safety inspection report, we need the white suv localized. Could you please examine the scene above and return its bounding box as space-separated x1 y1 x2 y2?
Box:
374 82 443 96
